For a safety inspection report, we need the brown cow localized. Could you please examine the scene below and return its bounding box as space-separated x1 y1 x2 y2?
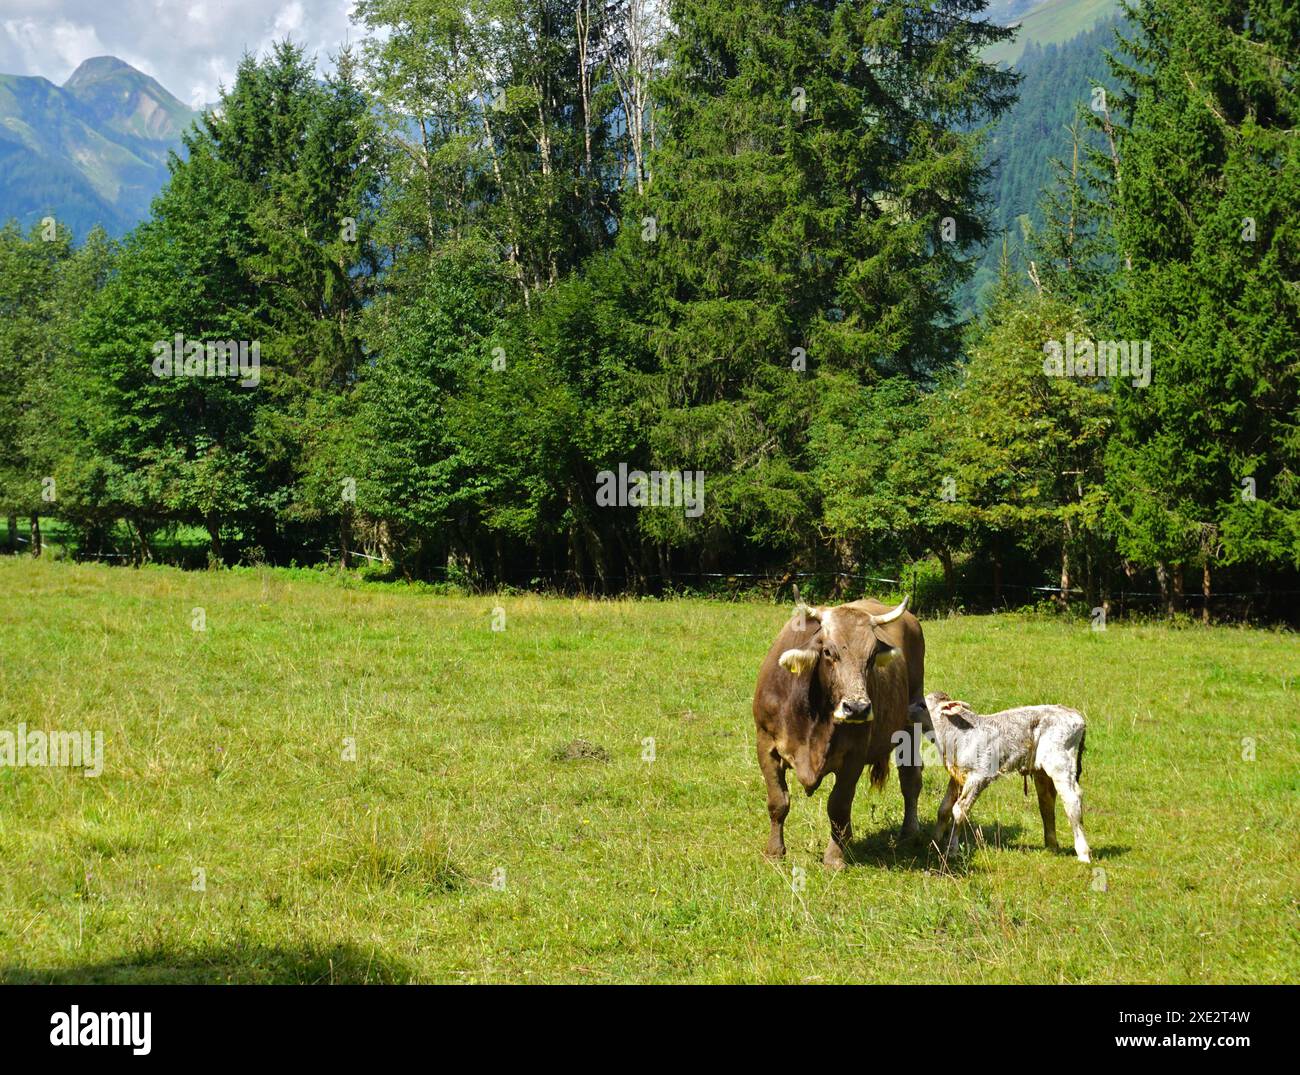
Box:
753 594 926 868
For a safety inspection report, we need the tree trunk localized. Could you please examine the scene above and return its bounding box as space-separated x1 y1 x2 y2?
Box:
567 528 584 595
205 516 223 564
1121 560 1138 619
339 511 351 571
30 513 41 558
938 547 954 597
1202 562 1211 625
1155 562 1171 617
828 540 848 601
580 518 608 594
1083 533 1096 609
1172 563 1185 614
1058 523 1071 610
576 1 594 183
992 555 1003 607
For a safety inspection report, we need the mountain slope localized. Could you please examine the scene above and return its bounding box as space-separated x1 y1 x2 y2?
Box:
63 56 196 144
984 0 1122 67
957 13 1125 313
0 57 197 237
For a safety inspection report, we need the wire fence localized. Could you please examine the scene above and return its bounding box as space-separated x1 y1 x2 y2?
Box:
315 548 1300 605
14 539 1297 612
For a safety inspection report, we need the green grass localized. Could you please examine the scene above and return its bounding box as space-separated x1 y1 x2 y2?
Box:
984 0 1122 68
0 557 1296 983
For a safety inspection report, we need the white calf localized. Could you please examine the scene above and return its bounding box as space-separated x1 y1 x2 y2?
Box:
924 691 1091 863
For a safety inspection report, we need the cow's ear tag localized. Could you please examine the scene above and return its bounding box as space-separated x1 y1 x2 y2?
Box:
778 648 819 676
873 644 899 669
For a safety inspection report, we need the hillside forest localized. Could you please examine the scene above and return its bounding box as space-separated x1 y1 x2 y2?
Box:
0 0 1296 621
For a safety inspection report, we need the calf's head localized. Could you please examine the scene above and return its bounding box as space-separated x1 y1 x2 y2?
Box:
777 598 909 724
924 691 977 732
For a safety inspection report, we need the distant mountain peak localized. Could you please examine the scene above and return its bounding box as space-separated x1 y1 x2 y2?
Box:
58 54 196 144
0 55 197 237
64 55 136 89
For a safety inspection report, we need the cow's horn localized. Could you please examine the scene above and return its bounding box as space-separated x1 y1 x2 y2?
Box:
792 583 823 620
868 596 908 625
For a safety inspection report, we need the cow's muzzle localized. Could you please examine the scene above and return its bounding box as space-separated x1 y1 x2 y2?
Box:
833 699 872 724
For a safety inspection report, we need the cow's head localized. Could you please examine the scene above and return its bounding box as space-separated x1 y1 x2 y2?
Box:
777 597 909 724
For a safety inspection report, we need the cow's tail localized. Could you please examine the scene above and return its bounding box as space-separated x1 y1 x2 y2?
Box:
869 758 890 791
1076 727 1086 782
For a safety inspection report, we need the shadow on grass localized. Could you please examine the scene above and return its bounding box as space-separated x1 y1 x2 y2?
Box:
1083 844 1130 861
1 941 416 985
1002 834 1131 862
843 819 1129 872
843 821 1029 872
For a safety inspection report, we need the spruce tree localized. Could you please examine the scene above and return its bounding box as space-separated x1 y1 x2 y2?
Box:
1104 0 1300 615
625 0 1016 569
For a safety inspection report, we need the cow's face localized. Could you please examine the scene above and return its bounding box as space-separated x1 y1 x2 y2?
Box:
777 603 905 724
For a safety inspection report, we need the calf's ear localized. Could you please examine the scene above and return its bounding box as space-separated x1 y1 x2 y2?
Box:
944 708 975 730
778 648 820 676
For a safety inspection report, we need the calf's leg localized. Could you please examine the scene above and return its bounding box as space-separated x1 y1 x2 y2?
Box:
757 738 790 859
1033 770 1059 850
933 776 960 848
1045 759 1091 863
948 774 991 854
824 756 865 869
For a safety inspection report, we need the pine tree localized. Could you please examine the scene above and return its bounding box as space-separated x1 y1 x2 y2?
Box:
1104 0 1300 616
624 0 1016 571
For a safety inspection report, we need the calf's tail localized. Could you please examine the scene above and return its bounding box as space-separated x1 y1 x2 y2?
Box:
1076 728 1086 781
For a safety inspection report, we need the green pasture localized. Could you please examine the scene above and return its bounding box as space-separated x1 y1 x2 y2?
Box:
0 557 1294 982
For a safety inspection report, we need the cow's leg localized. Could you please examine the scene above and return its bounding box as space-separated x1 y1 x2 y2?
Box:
948 774 991 854
933 776 960 847
823 756 865 870
757 737 790 859
1033 770 1059 850
1046 760 1091 863
897 755 923 839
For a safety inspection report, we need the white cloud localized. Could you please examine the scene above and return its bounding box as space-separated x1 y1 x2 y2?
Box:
275 2 307 36
2 17 108 82
0 1 359 106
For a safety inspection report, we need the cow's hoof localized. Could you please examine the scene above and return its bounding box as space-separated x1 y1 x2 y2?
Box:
822 848 846 870
764 845 786 860
899 821 920 840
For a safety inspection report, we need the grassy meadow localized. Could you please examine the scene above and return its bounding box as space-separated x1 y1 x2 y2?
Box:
0 556 1296 983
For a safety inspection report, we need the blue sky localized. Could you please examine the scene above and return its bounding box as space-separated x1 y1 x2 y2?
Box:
1 1 358 107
